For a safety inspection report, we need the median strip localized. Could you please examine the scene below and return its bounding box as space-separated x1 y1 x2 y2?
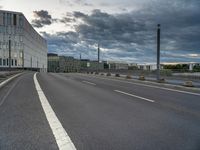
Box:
82 80 96 85
34 73 76 150
114 90 155 103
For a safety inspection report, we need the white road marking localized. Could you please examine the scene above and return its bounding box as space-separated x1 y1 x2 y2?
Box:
34 73 76 150
80 74 200 96
114 90 155 103
117 80 200 96
82 80 96 85
0 73 22 89
0 75 21 107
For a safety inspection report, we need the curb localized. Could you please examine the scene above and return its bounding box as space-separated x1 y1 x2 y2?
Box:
0 73 23 89
81 73 200 92
117 75 200 92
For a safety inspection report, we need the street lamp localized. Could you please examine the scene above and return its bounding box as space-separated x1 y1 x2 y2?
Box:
97 43 100 72
157 24 161 81
8 36 11 71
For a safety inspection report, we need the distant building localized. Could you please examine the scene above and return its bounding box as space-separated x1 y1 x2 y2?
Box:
106 61 129 70
128 63 138 70
59 56 80 72
137 64 157 71
47 53 59 72
47 54 80 73
80 59 104 71
0 10 47 71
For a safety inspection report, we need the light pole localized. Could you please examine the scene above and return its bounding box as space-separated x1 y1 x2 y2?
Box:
157 24 161 81
8 36 11 71
97 43 100 72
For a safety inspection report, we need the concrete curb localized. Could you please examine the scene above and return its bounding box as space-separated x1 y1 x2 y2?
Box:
0 73 23 89
127 77 200 92
118 74 200 92
81 73 200 92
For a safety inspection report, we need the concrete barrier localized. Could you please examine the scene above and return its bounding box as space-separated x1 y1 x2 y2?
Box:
106 73 111 76
183 81 194 87
126 75 132 79
139 75 145 81
115 74 120 77
158 78 165 83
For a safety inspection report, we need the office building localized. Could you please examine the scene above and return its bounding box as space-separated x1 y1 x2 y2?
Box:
48 54 81 73
47 53 59 72
80 59 104 71
0 10 47 71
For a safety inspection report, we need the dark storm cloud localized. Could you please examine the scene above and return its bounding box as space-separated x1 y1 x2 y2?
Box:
32 10 56 28
41 31 90 57
45 0 200 63
74 9 147 45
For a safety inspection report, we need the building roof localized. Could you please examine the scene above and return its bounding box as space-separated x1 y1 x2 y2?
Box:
48 53 58 56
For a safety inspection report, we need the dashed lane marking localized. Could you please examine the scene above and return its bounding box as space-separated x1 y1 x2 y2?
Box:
114 90 155 103
79 74 200 96
82 80 96 85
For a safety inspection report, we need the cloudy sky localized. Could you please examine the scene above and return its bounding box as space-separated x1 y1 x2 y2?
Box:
0 0 200 64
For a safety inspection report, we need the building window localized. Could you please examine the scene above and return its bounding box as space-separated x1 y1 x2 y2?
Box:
3 59 6 66
19 15 23 27
0 58 2 66
13 14 17 26
3 13 6 25
11 59 14 66
7 13 12 25
6 58 9 66
15 59 17 66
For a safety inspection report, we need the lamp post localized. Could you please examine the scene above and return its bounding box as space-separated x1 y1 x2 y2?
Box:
8 36 11 71
157 24 161 81
97 43 100 72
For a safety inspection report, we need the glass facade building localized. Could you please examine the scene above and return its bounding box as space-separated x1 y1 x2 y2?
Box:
0 10 47 71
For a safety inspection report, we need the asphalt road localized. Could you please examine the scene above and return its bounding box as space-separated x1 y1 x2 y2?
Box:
0 72 58 150
0 72 200 150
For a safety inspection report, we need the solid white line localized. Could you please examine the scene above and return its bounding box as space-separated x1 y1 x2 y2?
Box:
34 73 76 150
0 73 22 89
114 90 155 103
80 74 200 96
82 80 96 85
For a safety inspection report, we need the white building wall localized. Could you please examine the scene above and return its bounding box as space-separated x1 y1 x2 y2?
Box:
0 10 47 72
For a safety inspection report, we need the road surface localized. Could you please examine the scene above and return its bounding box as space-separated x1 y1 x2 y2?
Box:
0 72 200 150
